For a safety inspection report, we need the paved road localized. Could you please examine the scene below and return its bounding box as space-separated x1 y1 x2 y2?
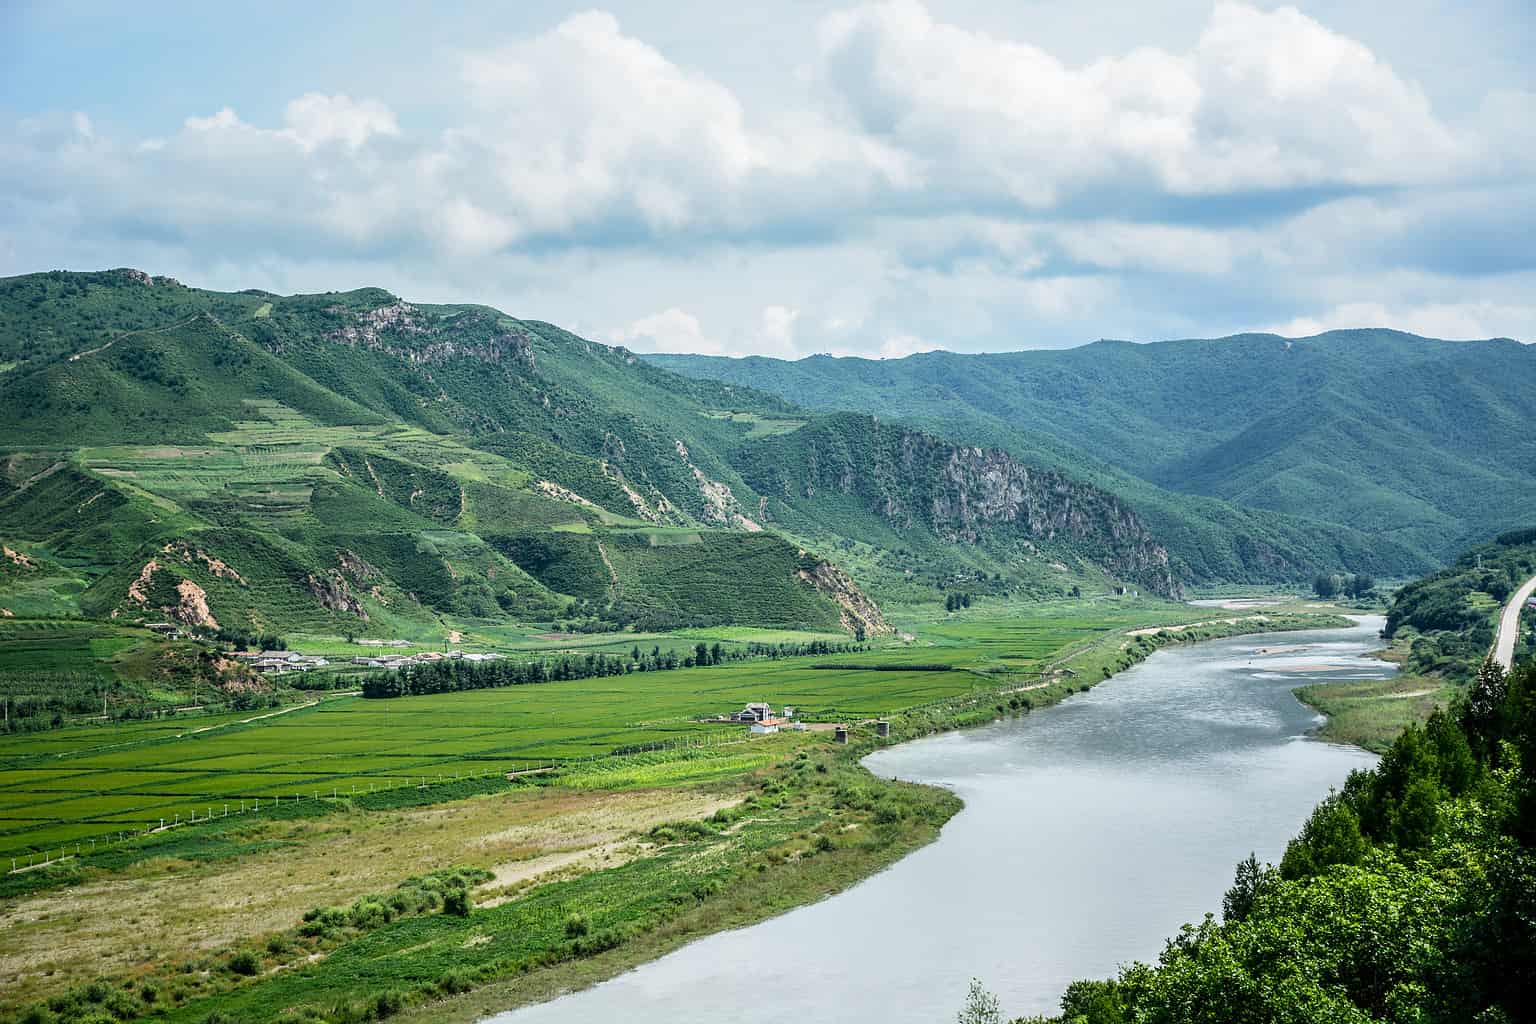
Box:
1493 573 1536 670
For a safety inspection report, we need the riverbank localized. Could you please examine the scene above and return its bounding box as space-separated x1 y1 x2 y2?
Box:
458 616 1384 1024
1291 631 1453 752
392 609 1353 1024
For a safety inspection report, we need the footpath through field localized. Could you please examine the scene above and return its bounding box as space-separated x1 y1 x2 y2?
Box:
1493 573 1536 670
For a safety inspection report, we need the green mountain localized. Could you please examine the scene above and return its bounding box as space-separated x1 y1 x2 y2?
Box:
651 330 1536 578
0 269 1194 636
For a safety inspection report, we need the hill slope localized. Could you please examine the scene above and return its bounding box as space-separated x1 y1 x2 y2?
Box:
651 330 1536 571
0 269 1201 635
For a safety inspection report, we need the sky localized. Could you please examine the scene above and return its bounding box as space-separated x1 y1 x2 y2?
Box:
2 1 1533 357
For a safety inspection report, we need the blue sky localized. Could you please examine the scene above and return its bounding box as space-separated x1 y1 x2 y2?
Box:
3 1 1533 356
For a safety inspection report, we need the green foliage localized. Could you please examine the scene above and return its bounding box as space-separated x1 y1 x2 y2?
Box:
1385 539 1535 678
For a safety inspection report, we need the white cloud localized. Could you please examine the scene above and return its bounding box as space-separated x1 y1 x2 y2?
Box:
609 308 724 355
2 2 1533 357
878 332 938 359
282 93 399 152
816 0 1470 203
1269 301 1536 341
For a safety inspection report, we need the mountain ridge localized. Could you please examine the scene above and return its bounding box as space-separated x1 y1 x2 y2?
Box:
650 329 1535 572
0 268 1221 636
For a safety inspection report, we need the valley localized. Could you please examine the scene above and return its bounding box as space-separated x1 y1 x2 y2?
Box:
0 269 1530 1024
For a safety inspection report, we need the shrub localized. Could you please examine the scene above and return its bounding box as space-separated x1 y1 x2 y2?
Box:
227 950 260 976
564 912 590 938
371 990 405 1018
442 887 471 917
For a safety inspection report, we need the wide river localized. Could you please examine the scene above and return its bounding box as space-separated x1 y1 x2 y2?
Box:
489 616 1390 1023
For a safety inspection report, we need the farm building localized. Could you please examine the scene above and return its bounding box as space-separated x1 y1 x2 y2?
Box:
734 702 773 722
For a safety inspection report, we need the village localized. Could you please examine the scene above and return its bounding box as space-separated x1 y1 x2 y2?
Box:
226 647 504 676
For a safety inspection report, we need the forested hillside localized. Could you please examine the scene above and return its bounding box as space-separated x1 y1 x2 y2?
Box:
653 330 1536 577
0 269 1194 637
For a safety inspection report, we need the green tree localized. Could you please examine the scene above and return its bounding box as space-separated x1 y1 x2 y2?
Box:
1222 852 1268 923
1280 796 1369 879
1313 573 1338 598
955 979 1002 1024
1059 978 1126 1024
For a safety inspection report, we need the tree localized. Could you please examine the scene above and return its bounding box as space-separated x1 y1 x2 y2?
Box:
1222 852 1267 923
1463 656 1509 762
1059 979 1126 1024
1280 796 1369 879
1313 574 1338 598
956 979 1002 1024
694 642 709 667
1350 574 1376 597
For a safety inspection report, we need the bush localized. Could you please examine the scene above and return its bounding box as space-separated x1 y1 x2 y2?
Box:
227 950 260 976
564 912 590 938
371 990 405 1018
442 887 471 917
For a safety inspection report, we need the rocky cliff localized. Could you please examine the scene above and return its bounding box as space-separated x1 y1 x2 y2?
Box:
740 414 1182 597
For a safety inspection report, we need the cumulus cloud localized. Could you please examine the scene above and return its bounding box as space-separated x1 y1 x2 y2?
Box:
0 1 1531 355
816 0 1470 207
609 308 724 355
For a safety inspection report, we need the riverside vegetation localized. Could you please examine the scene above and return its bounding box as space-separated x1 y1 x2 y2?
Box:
963 537 1536 1024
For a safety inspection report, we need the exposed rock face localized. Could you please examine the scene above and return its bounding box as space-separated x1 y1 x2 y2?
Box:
161 541 245 583
175 580 219 629
750 415 1183 597
675 440 763 531
797 557 891 636
306 571 369 619
324 303 537 370
111 267 154 286
127 559 159 605
3 545 35 570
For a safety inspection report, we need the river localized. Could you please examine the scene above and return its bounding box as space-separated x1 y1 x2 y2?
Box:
487 616 1390 1023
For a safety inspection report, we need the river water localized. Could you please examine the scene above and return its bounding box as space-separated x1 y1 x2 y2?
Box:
487 617 1389 1024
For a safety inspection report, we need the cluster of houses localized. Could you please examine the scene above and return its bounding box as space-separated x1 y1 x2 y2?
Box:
229 650 330 675
229 647 503 674
349 650 503 670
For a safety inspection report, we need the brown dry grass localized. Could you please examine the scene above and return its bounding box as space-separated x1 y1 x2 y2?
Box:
0 785 737 1009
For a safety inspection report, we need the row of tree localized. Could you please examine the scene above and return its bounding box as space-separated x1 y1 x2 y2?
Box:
1311 572 1376 598
361 638 869 699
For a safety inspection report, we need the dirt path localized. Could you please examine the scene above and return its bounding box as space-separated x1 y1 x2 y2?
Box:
178 697 337 737
596 541 620 602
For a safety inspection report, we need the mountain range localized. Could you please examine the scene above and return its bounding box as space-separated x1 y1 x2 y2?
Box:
653 330 1536 582
3 269 1519 639
0 268 1193 638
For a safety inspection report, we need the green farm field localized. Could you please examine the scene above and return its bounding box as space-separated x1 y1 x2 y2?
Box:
0 599 1197 860
1 655 977 858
